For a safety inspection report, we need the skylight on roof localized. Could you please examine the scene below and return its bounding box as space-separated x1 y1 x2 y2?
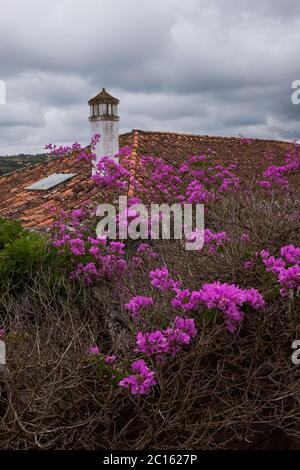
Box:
26 173 76 191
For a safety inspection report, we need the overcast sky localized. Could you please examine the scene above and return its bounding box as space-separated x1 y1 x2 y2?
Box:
0 0 300 155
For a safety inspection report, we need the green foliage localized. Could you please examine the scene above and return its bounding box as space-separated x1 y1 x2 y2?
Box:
0 154 48 176
0 217 23 249
1 233 47 275
90 354 125 386
0 217 59 289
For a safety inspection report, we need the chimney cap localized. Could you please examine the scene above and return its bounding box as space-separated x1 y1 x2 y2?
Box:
88 88 119 105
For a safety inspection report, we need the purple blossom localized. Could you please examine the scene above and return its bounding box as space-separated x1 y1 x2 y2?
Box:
89 345 100 354
132 256 143 266
198 282 265 332
125 296 154 319
260 246 300 296
135 316 197 361
136 330 170 359
171 288 202 311
278 266 300 292
240 137 252 145
105 355 117 364
244 261 255 269
149 267 179 291
92 156 130 190
109 241 125 255
89 246 100 256
186 180 210 204
119 359 156 395
69 238 85 256
280 245 300 265
257 143 300 190
45 134 99 163
240 233 250 242
204 229 230 250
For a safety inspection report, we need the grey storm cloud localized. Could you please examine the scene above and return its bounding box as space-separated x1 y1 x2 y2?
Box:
0 0 300 154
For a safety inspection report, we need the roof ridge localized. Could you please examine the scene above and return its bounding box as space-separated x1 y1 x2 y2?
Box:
119 130 136 140
127 130 139 197
133 129 291 145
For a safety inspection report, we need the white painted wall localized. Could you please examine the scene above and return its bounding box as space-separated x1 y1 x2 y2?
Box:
90 118 119 174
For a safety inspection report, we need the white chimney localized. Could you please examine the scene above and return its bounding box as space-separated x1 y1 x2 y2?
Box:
88 88 119 173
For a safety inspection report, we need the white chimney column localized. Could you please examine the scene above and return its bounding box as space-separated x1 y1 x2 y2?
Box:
88 88 120 174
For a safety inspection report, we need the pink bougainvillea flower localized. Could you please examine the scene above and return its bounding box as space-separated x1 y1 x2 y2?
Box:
105 355 117 364
135 316 197 361
260 245 300 296
125 296 153 319
149 267 179 291
198 282 265 332
119 359 156 395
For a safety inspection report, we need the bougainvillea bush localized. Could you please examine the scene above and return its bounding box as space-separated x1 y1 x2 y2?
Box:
0 138 299 449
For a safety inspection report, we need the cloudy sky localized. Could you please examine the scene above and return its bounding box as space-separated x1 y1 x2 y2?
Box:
0 0 300 154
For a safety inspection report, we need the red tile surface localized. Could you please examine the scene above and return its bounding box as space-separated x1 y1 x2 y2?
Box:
0 130 297 229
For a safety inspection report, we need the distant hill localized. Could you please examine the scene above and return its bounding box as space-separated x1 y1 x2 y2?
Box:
0 154 48 175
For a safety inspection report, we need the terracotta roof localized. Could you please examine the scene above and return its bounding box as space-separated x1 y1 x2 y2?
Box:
0 130 297 229
133 130 292 183
0 133 133 229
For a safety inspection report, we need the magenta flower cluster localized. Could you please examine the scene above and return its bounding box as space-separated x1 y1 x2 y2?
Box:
119 359 156 395
137 243 158 259
52 202 163 284
258 143 300 189
280 245 300 265
135 316 197 363
149 267 179 291
240 137 252 145
260 245 300 297
169 281 265 332
135 152 240 205
89 345 100 354
45 134 100 163
125 296 154 319
92 156 130 191
147 265 265 332
51 211 129 284
197 282 265 332
204 229 230 253
171 288 202 311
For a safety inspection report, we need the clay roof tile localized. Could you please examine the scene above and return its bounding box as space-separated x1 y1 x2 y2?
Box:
0 130 297 229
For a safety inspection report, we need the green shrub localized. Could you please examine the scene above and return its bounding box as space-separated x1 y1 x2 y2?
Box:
0 217 23 250
0 218 60 289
